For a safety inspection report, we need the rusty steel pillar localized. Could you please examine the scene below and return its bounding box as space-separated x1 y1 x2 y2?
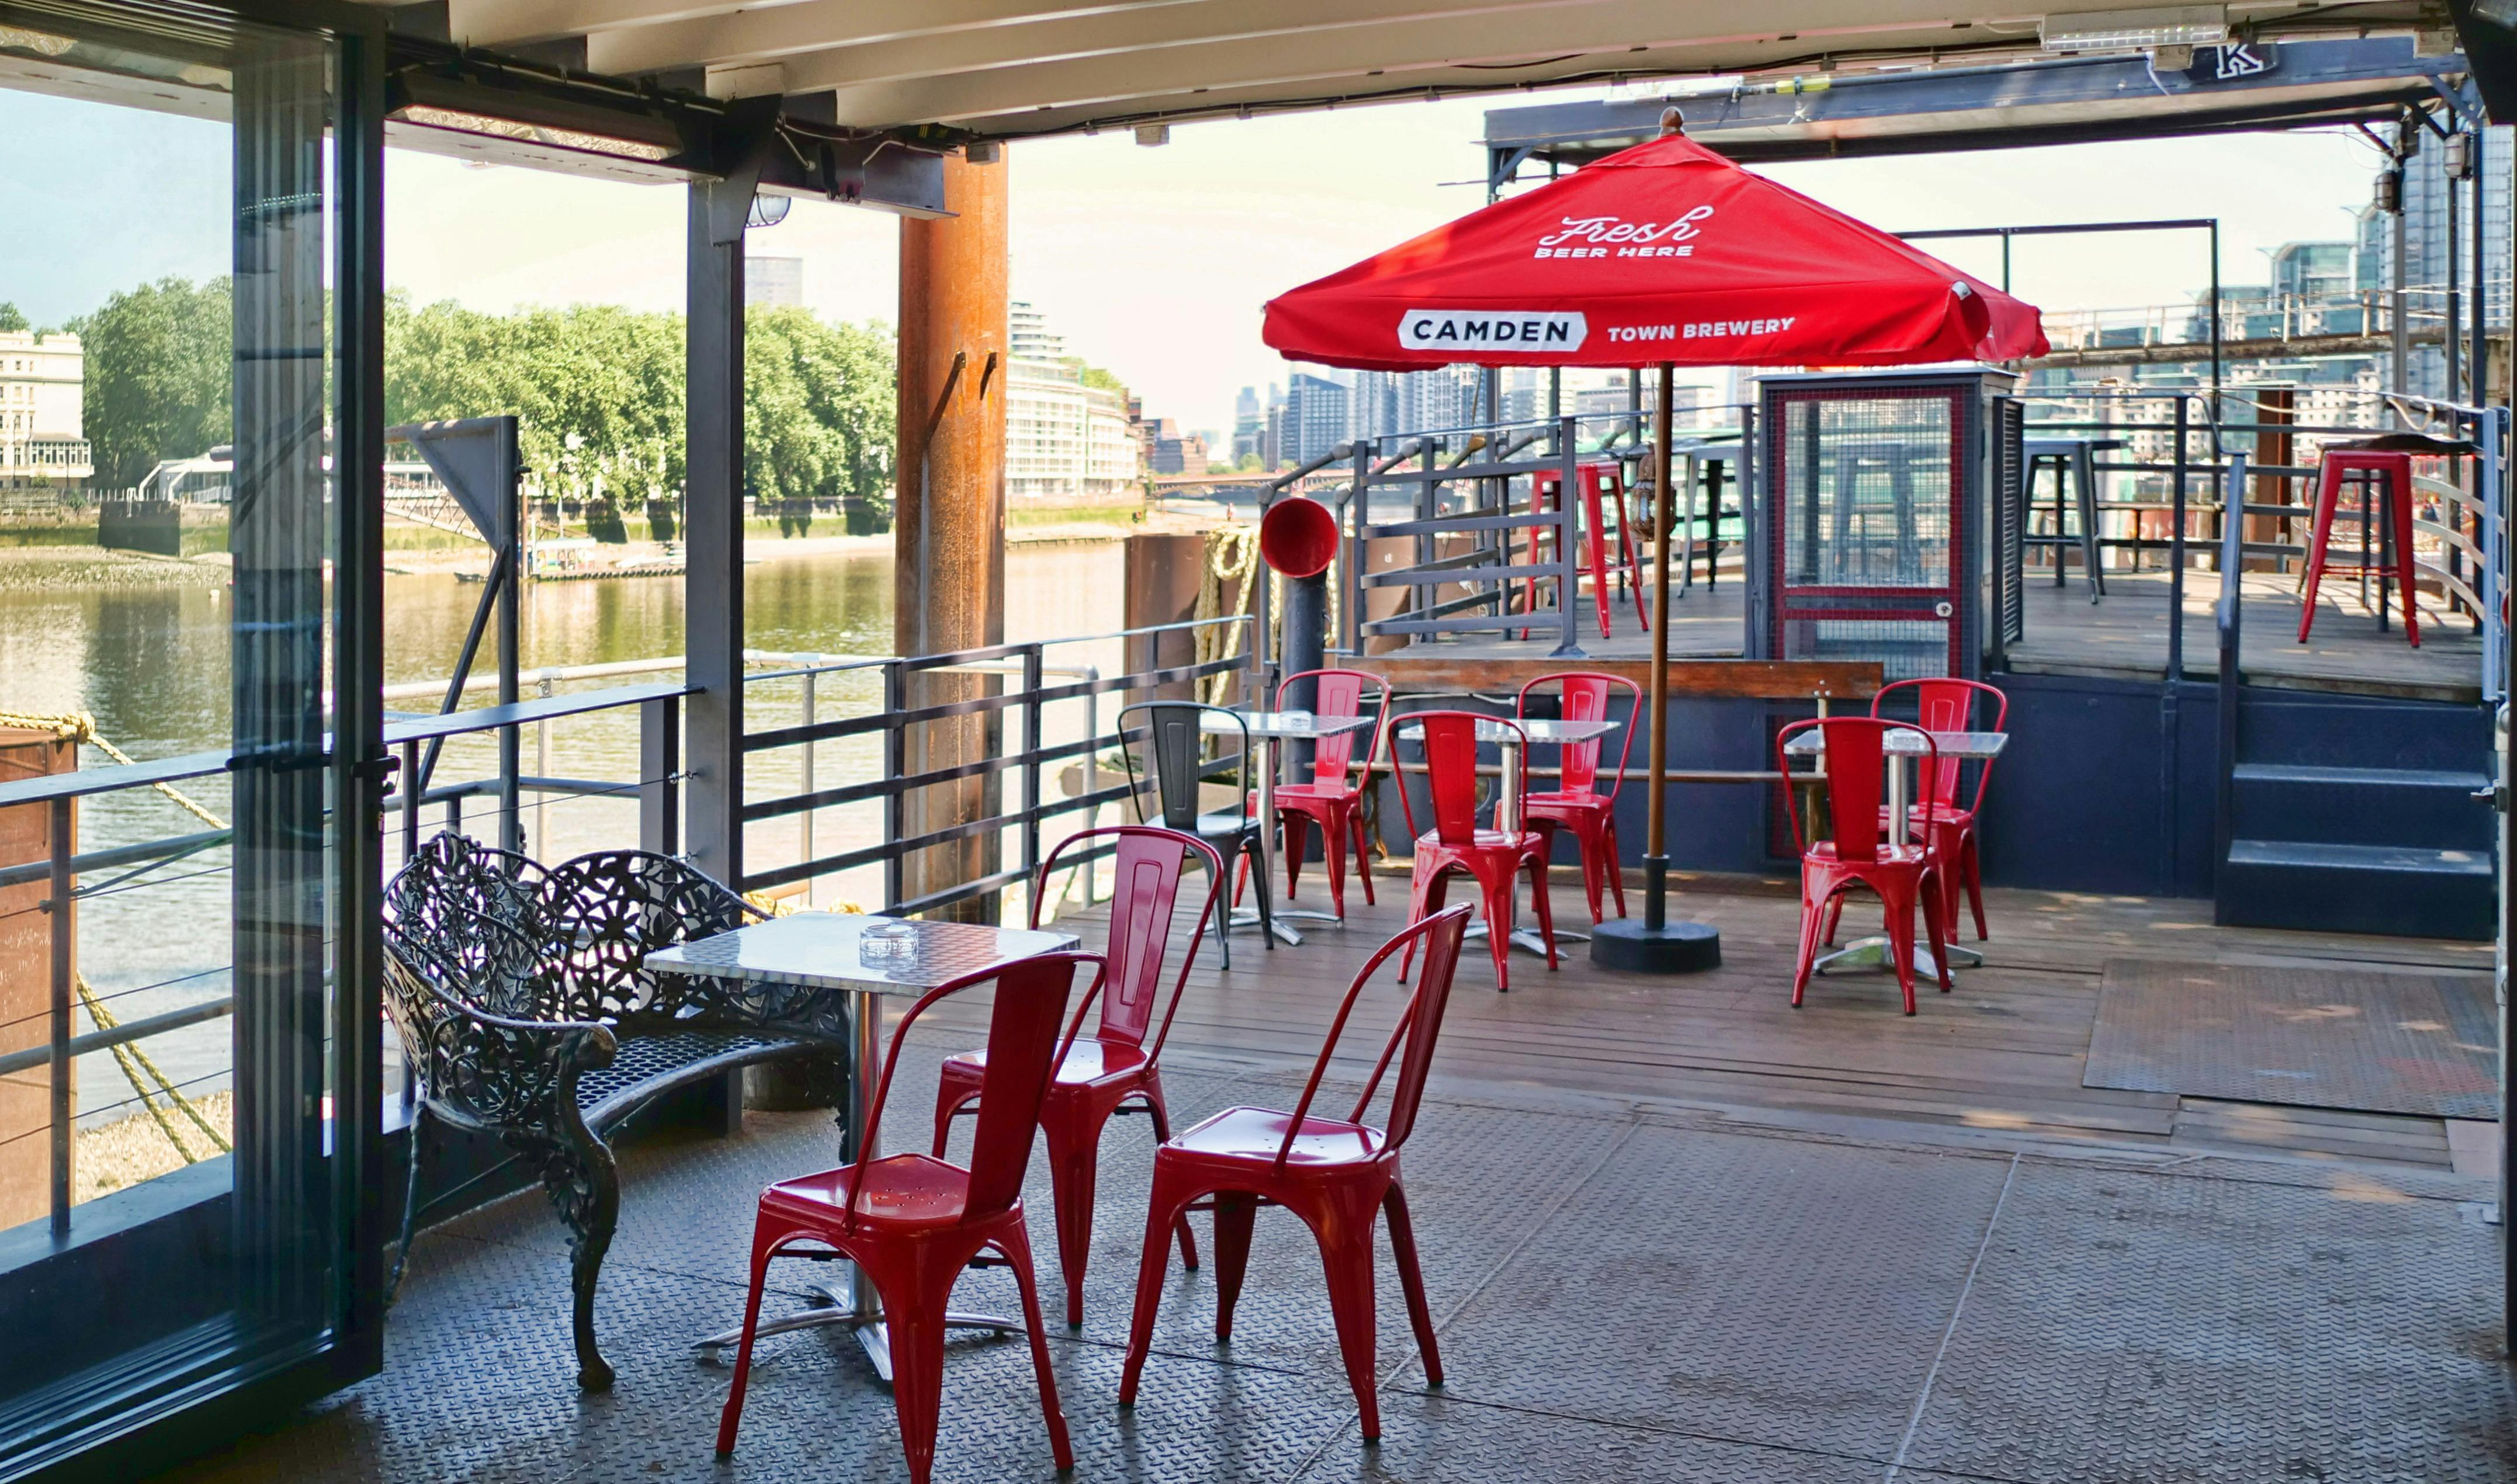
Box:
895 148 1010 921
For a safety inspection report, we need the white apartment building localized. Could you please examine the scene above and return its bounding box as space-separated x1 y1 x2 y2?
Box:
0 331 90 497
1004 301 1139 501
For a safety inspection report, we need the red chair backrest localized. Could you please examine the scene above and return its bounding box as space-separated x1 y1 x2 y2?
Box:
1516 671 1639 800
1776 716 1933 865
1277 667 1386 790
1871 678 2006 813
844 949 1100 1227
1275 906 1472 1166
1028 824 1222 1054
1394 710 1524 845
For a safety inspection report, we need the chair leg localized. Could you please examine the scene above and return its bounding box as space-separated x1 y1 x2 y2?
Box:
1921 868 1954 994
2388 469 2422 647
1140 1086 1199 1271
1250 835 1276 951
1283 812 1308 902
1320 804 1350 919
1790 879 1829 1008
930 1085 976 1158
388 1102 428 1306
1474 865 1516 991
2298 460 2345 643
1212 1191 1258 1341
1118 1171 1195 1407
1399 862 1441 983
885 1262 950 1484
1882 881 1920 1017
1604 814 1627 918
1316 1215 1386 1442
523 1127 620 1392
1819 892 1846 949
1350 809 1377 907
1039 1109 1103 1329
994 1222 1077 1473
1383 1182 1443 1388
713 1225 785 1456
1214 861 1233 972
1525 852 1559 972
1962 831 1988 942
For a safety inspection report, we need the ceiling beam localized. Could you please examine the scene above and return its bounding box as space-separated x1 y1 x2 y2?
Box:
793 0 2034 124
587 0 1207 74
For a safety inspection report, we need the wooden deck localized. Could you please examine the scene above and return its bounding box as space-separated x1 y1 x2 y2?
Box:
1379 564 2486 702
997 871 2496 1180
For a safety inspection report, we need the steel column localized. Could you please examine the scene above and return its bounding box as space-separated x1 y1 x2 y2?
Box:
684 137 761 886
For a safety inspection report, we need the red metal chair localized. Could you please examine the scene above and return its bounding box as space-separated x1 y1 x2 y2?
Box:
1850 678 2008 944
1521 463 1649 640
1267 667 1388 918
932 825 1219 1327
1516 671 1639 924
1777 717 1952 1016
1394 710 1557 991
1117 905 1473 1444
2298 446 2421 647
716 951 1098 1482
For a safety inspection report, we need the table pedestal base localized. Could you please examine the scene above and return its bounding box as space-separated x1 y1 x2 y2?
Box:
693 1282 1025 1385
1226 906 1306 946
1591 917 1722 973
1811 937 1984 977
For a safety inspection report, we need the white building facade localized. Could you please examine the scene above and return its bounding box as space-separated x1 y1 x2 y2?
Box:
1004 301 1140 502
0 331 90 498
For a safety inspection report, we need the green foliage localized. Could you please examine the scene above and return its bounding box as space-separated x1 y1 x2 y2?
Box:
1075 361 1125 394
75 278 234 490
0 303 26 333
744 306 895 519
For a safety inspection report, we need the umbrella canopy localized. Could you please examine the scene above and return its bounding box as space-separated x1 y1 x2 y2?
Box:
1262 129 2046 372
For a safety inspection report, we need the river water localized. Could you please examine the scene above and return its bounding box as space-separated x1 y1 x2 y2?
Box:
0 539 1128 1125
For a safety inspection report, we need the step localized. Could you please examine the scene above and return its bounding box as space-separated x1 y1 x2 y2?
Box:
2218 838 2495 941
2235 693 2492 774
2228 763 2494 852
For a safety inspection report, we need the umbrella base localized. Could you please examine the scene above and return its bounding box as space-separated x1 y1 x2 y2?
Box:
1590 917 1722 973
1590 856 1721 973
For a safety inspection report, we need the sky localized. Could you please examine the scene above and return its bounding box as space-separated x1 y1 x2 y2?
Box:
1 81 2394 440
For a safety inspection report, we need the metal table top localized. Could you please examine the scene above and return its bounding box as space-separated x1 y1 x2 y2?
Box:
1783 729 2008 761
1199 709 1377 739
646 913 1079 997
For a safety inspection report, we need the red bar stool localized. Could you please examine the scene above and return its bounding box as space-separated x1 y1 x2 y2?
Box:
2297 445 2421 647
932 825 1219 1327
1516 671 1639 924
1267 667 1388 918
1118 906 1473 1444
1523 463 1649 639
1393 711 1558 991
716 951 1099 1482
1777 716 1952 1016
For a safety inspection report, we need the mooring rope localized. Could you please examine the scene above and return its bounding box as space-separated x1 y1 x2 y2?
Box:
2 709 231 1163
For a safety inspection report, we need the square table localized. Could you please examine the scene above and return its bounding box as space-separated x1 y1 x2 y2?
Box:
1392 713 1618 959
1199 708 1378 945
649 912 1077 1381
1780 727 2007 977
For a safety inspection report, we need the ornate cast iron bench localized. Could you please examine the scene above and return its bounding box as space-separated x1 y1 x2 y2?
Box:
382 833 854 1391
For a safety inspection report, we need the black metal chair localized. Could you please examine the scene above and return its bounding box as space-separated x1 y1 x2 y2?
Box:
382 834 857 1391
1118 701 1270 969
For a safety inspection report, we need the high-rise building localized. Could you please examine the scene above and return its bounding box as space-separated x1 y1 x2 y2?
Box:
2356 124 2512 397
1283 371 1350 467
744 255 803 308
1004 301 1138 501
0 330 89 498
1231 385 1264 462
1262 386 1285 469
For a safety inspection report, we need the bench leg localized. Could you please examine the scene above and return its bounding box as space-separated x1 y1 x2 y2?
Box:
515 1124 622 1392
706 1066 746 1138
388 1103 429 1306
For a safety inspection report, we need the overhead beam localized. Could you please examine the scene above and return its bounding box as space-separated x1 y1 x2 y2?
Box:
597 0 1608 81
463 0 1184 52
789 0 2084 124
588 0 1204 75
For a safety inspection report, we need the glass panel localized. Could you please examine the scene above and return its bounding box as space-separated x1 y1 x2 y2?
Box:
1778 393 1956 588
0 7 349 1470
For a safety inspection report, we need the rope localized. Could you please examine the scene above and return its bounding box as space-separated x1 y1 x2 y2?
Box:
2 710 232 1161
0 710 228 829
1194 526 1260 706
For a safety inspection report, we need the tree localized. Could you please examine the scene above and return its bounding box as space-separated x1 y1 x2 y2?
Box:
744 306 894 521
1075 361 1125 395
75 278 234 490
0 303 26 333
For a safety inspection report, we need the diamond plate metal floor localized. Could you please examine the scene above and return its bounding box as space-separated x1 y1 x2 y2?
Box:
152 1038 2517 1484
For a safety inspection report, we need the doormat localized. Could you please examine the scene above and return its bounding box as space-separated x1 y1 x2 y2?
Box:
2085 958 2498 1119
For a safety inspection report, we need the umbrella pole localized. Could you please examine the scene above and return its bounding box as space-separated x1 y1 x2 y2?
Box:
1592 362 1721 972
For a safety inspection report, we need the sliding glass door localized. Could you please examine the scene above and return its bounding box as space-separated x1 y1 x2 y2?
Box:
0 3 384 1476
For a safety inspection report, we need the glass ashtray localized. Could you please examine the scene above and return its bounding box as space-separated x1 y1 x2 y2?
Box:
857 917 919 968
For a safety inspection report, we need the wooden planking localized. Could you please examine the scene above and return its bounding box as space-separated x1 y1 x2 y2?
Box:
929 871 2482 1171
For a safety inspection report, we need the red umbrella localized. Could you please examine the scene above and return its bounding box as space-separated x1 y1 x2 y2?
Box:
1260 114 2047 973
1262 128 2047 369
